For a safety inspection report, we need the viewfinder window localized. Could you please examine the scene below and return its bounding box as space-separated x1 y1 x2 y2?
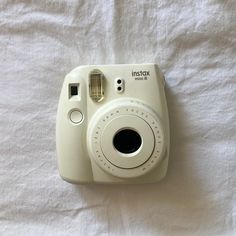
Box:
71 86 78 96
69 84 80 99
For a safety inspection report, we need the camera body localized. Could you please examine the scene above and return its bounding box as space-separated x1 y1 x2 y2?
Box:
56 64 169 184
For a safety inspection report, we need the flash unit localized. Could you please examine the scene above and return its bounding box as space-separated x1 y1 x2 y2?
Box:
89 69 104 102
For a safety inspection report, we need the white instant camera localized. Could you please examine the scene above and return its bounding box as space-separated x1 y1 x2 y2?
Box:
56 64 170 184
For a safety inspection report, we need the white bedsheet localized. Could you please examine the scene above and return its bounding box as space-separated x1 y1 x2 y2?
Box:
0 1 236 235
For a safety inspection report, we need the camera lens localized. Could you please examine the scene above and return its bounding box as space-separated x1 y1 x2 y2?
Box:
113 129 142 154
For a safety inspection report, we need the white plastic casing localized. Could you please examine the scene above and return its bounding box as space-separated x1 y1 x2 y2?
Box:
56 64 169 184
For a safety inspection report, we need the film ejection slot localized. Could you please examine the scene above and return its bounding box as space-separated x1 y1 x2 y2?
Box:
89 69 105 102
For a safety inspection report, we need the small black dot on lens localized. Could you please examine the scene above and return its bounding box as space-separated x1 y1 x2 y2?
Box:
117 86 122 91
113 129 142 154
117 79 122 84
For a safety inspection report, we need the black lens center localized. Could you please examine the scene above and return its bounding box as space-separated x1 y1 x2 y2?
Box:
113 129 142 154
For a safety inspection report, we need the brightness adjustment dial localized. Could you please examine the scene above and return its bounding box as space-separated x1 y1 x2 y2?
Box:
87 99 166 178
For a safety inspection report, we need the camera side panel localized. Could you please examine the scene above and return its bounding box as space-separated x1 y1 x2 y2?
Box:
56 71 93 183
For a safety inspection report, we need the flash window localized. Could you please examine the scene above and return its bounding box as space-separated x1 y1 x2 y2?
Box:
89 69 105 102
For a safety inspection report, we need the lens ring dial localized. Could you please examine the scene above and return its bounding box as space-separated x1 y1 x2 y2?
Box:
87 99 165 178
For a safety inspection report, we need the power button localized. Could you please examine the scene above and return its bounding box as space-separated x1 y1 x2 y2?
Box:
70 110 83 124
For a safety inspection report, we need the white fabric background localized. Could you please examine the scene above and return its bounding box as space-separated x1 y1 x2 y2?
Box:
0 0 236 235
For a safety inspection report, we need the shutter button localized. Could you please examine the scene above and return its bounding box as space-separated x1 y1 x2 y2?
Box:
70 110 83 124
